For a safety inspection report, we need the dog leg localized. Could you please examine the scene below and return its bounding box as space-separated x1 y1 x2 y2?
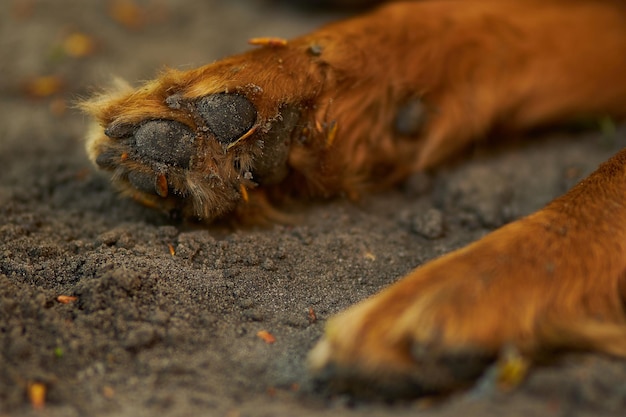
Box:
309 147 626 396
82 1 626 223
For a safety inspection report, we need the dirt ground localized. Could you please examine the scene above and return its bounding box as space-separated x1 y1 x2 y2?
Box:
2 1 626 416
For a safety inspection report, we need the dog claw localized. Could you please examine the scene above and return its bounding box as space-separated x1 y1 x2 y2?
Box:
156 174 169 198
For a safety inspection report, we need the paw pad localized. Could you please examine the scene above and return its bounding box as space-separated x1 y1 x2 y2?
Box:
91 89 292 220
196 93 257 145
127 171 161 195
133 120 196 168
95 149 122 170
394 97 426 136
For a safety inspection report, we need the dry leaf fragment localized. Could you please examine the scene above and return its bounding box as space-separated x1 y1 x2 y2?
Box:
496 346 529 391
364 251 376 261
56 295 78 304
28 382 46 410
49 98 67 117
248 37 288 47
63 32 96 57
11 0 35 19
256 330 276 344
108 0 145 29
102 385 115 399
23 75 63 98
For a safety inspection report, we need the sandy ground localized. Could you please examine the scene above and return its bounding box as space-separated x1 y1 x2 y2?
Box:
2 1 626 416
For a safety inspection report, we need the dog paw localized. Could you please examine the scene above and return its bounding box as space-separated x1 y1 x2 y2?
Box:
309 151 626 397
307 242 512 398
82 7 444 223
82 41 333 222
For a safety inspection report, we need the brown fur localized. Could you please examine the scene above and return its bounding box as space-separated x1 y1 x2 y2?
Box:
83 0 626 395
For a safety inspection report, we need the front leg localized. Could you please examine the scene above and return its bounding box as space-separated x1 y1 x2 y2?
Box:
82 5 429 222
309 148 626 396
83 0 626 223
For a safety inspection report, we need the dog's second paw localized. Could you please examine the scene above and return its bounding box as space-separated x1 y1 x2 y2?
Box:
308 153 626 397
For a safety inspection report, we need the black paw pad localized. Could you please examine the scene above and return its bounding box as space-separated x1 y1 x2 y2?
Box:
128 171 158 195
104 123 136 139
128 171 169 197
95 150 121 169
134 120 196 168
411 343 494 385
196 93 257 145
394 98 426 136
